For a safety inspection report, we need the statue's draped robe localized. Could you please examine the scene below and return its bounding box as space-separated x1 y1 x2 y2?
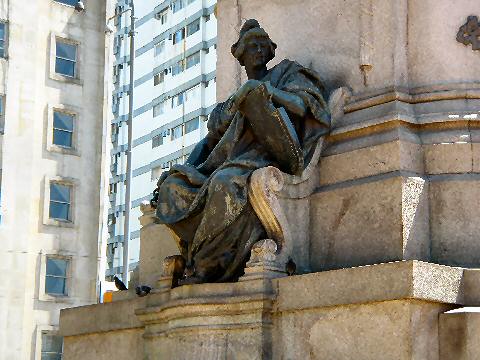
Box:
156 59 330 282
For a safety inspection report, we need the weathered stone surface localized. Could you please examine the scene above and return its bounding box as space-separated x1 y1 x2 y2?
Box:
429 180 480 267
440 310 480 360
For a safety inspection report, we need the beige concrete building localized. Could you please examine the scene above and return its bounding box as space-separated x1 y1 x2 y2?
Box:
0 0 112 359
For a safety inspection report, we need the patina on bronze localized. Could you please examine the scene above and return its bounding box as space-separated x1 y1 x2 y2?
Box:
151 19 330 285
457 16 480 51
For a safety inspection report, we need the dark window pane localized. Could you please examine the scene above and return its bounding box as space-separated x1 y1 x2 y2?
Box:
45 277 66 295
152 135 163 148
41 354 63 360
50 183 70 203
55 0 77 6
185 117 199 134
172 60 184 76
53 112 74 131
0 24 5 40
41 334 63 353
171 125 183 140
56 42 76 60
49 202 70 220
53 129 73 147
55 58 75 77
46 258 67 277
187 19 200 36
186 52 200 69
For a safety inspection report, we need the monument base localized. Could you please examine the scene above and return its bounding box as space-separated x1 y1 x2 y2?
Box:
60 261 480 359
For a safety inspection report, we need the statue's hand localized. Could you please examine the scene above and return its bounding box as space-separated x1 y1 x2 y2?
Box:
232 79 262 109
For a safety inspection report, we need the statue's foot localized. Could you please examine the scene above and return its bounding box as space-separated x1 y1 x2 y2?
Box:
178 275 205 286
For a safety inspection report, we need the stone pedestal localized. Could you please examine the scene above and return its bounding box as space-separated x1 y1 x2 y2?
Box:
61 261 480 359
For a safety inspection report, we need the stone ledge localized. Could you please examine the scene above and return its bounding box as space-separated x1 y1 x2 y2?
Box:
274 260 468 312
60 297 147 337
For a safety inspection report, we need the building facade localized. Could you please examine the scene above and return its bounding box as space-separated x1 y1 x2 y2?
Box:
0 0 111 358
106 0 217 281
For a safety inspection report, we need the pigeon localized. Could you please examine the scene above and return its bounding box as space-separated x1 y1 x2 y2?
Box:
135 285 152 297
113 275 128 291
285 258 297 276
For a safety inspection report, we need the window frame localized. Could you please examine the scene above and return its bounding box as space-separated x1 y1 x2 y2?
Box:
45 256 69 296
55 40 77 78
171 124 184 140
171 59 184 76
35 326 64 360
186 18 200 37
154 40 165 57
153 101 165 117
172 0 185 13
50 33 82 85
0 21 8 59
152 134 163 148
43 176 77 227
46 104 80 156
49 182 72 222
186 51 200 69
38 252 74 302
53 0 80 7
172 28 185 45
153 72 164 86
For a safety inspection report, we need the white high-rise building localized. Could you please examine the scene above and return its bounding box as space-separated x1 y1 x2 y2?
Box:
0 0 111 358
106 0 217 280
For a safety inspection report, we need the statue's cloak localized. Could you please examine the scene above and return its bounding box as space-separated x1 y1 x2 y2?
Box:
155 59 330 281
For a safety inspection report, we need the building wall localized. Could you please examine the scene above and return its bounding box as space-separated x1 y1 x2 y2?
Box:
0 0 109 358
106 0 217 280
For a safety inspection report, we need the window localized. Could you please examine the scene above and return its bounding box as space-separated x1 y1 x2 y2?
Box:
154 72 164 86
52 111 74 148
154 40 165 57
45 257 68 296
156 9 168 25
0 95 5 133
55 40 77 77
153 102 165 117
186 19 200 37
172 28 185 45
152 134 163 148
151 166 163 181
185 117 199 134
171 92 184 108
41 333 63 360
171 124 183 140
0 23 6 58
172 60 184 76
172 0 185 13
187 0 196 4
186 52 200 69
49 183 71 221
54 0 77 6
184 84 200 102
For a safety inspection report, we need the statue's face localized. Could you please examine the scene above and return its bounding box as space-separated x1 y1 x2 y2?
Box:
242 37 271 68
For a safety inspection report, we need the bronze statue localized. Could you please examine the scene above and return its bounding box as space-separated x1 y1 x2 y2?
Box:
151 19 330 284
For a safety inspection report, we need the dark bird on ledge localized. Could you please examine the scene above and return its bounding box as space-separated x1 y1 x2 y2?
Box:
114 275 128 291
286 258 297 276
135 285 152 297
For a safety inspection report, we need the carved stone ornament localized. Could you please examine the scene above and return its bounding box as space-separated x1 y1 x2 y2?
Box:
456 16 480 51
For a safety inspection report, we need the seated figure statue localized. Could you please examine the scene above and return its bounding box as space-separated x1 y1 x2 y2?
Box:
151 19 330 284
